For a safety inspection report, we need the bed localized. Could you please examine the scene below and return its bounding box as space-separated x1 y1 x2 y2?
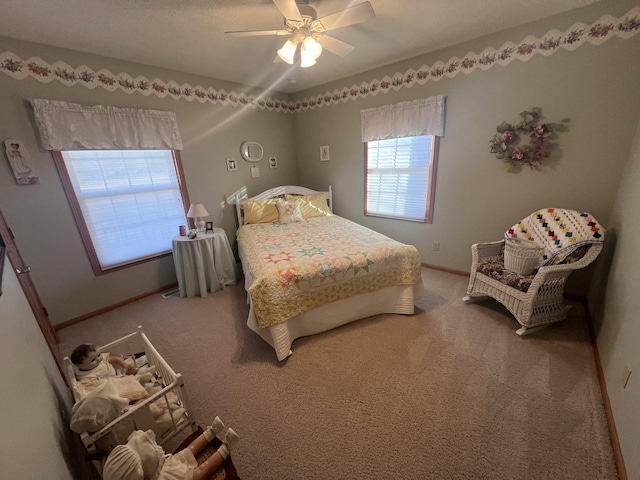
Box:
235 185 423 361
63 326 197 454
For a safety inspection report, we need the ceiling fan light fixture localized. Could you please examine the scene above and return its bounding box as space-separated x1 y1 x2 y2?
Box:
277 38 298 64
302 35 322 60
299 53 316 68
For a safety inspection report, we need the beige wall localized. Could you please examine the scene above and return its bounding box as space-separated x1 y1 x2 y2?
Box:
0 258 94 479
591 117 640 477
0 36 297 325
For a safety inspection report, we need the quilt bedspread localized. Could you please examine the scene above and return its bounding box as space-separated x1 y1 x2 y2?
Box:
237 216 422 328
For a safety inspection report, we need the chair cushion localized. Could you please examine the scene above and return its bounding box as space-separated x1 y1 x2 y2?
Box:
477 261 535 293
505 208 605 266
477 245 590 293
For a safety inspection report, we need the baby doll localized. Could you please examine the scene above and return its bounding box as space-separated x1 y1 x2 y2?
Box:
102 417 240 480
70 343 139 380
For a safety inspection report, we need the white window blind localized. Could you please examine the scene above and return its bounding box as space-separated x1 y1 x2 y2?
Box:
61 150 187 269
366 135 433 221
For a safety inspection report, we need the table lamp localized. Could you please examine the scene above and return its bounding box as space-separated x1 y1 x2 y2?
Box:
187 203 209 232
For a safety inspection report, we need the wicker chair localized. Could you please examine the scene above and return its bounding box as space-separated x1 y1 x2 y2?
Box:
462 208 605 335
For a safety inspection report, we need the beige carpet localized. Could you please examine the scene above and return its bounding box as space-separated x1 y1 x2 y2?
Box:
58 268 617 479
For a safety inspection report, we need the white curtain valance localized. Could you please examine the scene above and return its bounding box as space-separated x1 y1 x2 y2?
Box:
29 98 183 151
360 95 445 142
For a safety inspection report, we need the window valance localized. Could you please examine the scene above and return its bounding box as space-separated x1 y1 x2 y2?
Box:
30 99 183 150
360 95 445 142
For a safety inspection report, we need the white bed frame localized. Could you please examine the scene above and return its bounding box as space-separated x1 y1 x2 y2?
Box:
63 326 197 453
236 185 419 361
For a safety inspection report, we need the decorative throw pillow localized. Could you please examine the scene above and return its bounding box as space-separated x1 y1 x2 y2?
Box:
284 194 332 219
277 199 304 223
243 199 279 224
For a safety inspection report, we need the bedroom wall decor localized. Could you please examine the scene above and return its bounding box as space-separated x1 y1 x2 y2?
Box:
3 138 39 185
320 145 330 161
226 157 238 172
489 108 569 171
240 140 263 162
1 7 637 113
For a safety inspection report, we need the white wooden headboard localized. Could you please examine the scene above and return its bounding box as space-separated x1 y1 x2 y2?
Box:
236 185 333 227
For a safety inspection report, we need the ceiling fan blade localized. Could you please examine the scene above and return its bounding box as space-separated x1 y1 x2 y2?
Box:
225 29 290 37
272 0 302 21
317 35 355 57
316 2 375 32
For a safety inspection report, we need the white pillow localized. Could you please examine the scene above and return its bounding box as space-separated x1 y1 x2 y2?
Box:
276 199 304 223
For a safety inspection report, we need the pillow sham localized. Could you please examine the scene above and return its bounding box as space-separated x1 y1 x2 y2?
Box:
277 199 304 223
243 199 279 224
284 193 332 219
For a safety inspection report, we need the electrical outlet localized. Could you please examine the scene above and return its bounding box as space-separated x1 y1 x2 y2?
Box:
624 364 632 388
250 166 260 178
433 242 440 251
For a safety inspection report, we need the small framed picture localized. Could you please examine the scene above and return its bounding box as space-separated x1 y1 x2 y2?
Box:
320 145 330 162
226 157 238 172
205 221 214 233
269 156 277 169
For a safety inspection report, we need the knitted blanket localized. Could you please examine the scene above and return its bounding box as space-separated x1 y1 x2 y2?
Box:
505 208 605 266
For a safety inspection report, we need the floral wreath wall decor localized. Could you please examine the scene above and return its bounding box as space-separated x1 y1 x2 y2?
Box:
489 108 569 171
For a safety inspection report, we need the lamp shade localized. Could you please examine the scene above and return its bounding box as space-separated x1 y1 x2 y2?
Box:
300 53 316 68
302 36 322 60
187 203 209 218
300 36 322 68
277 39 298 64
187 203 209 232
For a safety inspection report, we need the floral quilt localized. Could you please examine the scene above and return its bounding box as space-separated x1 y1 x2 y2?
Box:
237 215 422 328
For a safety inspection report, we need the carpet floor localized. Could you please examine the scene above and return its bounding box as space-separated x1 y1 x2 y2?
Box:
58 268 617 479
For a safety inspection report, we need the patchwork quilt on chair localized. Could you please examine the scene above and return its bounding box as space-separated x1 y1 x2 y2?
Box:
505 208 605 266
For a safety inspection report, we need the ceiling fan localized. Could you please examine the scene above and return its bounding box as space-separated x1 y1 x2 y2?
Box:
225 0 376 68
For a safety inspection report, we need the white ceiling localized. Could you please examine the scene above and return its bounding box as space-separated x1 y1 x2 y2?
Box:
0 0 601 94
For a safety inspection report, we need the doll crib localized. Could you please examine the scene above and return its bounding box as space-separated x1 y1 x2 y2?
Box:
63 326 197 453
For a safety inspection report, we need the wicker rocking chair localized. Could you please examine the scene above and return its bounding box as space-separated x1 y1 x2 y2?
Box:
462 208 605 335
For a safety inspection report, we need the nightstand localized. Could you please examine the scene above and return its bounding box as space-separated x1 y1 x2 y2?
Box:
171 228 238 298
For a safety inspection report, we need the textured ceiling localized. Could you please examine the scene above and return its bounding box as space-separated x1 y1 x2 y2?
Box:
0 0 601 93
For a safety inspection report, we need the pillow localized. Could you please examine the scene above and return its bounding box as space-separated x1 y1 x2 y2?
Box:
284 193 332 219
276 199 304 223
243 199 279 224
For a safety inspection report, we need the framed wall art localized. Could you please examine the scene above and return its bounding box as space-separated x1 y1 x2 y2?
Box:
4 139 39 185
320 145 330 162
226 157 238 172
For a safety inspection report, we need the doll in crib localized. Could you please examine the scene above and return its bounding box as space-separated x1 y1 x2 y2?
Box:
70 343 148 400
102 417 240 480
70 343 140 380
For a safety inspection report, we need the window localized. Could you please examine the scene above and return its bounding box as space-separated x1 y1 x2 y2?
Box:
54 150 189 275
365 135 439 223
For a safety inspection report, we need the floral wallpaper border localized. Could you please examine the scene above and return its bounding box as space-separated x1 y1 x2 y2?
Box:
1 7 638 114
